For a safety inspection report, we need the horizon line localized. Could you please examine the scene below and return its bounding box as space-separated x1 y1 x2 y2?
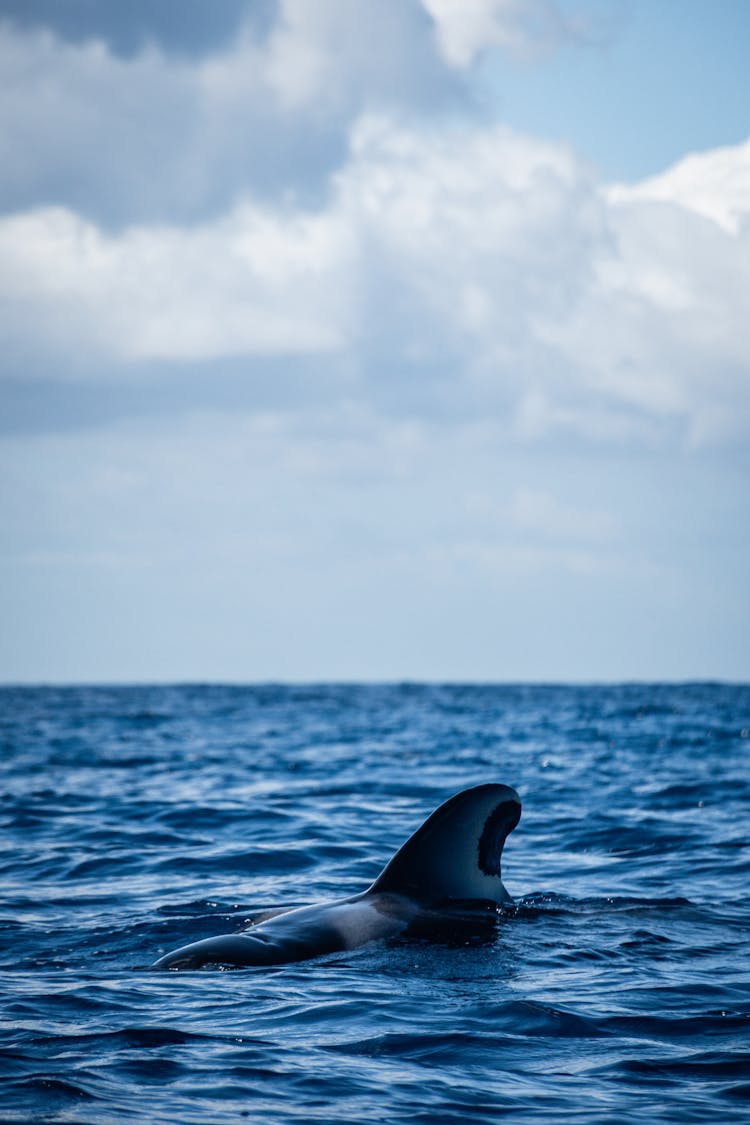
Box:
1 678 748 689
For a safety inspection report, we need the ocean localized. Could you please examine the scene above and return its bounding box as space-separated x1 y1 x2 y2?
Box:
1 682 749 1123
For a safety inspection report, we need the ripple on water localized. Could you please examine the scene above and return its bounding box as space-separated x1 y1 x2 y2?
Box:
1 683 749 1125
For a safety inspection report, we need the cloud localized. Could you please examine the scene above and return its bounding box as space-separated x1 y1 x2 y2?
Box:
0 0 260 58
0 0 615 227
1 4 749 453
3 111 749 448
336 114 601 395
0 201 353 367
420 0 595 66
0 2 457 225
608 137 750 235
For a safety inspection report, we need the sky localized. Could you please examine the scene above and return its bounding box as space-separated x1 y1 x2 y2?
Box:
1 0 749 683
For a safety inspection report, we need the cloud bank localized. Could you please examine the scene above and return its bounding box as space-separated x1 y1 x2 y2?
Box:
2 105 748 446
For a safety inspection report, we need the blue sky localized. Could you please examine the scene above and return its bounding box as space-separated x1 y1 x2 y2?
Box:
484 0 750 180
1 0 748 682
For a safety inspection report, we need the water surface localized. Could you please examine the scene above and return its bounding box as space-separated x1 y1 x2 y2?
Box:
1 683 749 1122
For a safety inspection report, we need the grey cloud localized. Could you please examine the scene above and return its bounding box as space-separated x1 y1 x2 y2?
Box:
0 1 462 227
0 0 271 58
0 23 340 226
0 354 345 438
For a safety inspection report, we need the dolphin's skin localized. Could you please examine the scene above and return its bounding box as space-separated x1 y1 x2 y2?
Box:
152 783 521 970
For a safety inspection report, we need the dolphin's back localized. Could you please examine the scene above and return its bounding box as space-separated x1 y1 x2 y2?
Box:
151 783 521 969
152 896 413 970
370 783 521 906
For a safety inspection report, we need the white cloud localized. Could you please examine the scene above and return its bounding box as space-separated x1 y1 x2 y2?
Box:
339 117 750 446
422 0 527 66
337 113 600 360
0 201 353 364
608 137 750 235
1 70 749 447
421 0 599 66
549 145 750 445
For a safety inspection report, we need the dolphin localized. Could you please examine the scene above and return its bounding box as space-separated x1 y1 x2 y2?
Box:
152 783 521 970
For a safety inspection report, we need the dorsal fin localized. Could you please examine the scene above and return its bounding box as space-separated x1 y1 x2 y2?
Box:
370 784 521 905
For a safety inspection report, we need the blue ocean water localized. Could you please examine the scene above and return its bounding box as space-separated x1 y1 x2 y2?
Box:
1 683 749 1124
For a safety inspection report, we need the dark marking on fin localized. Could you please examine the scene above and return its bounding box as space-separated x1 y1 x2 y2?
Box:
478 800 521 876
